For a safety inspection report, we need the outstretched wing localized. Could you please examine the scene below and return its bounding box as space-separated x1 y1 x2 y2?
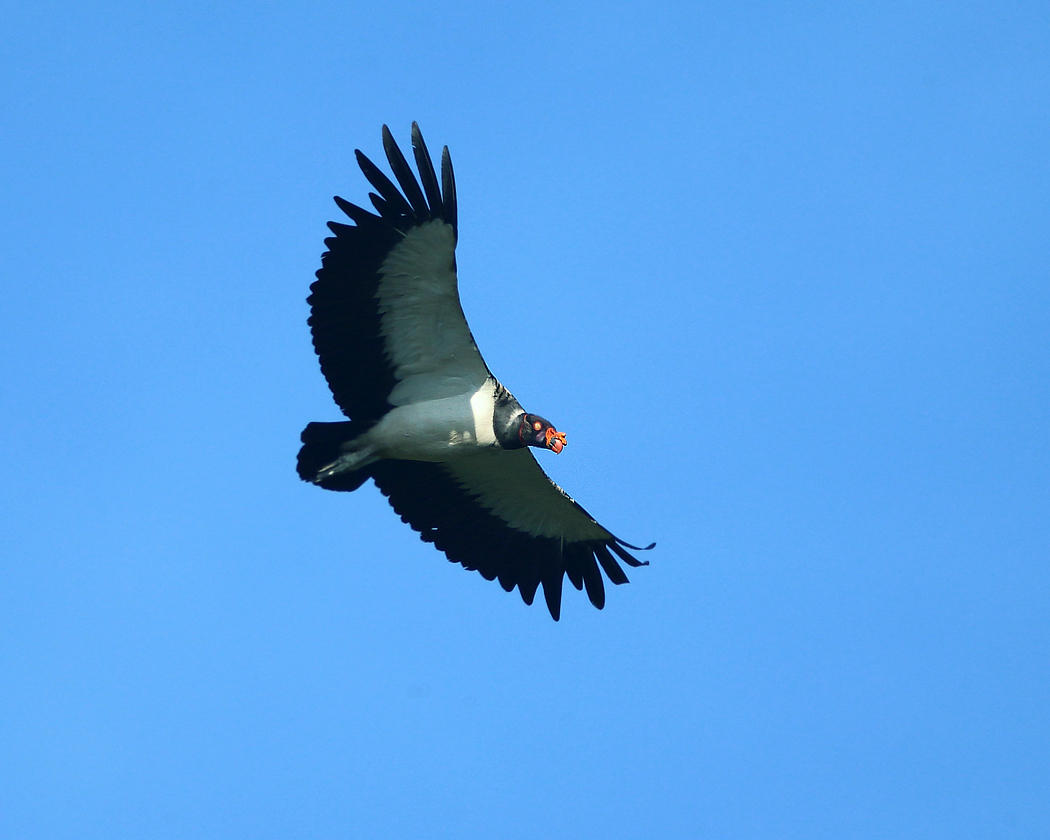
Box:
370 449 652 620
308 123 491 424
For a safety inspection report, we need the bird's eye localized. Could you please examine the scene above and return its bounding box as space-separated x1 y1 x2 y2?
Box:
533 421 542 431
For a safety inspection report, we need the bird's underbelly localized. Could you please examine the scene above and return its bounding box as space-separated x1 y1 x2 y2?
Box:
365 394 495 462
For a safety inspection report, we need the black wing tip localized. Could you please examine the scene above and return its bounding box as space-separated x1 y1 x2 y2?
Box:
331 195 380 227
544 593 562 621
338 124 457 235
439 144 457 235
410 123 425 152
617 538 656 553
510 538 651 620
518 578 540 607
609 539 653 569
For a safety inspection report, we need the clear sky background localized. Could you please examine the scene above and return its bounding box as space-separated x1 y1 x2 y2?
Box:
3 2 1048 837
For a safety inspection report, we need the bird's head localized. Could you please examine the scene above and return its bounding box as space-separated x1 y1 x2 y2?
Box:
518 413 567 454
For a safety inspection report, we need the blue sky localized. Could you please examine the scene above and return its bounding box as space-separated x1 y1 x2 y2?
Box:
3 1 1048 837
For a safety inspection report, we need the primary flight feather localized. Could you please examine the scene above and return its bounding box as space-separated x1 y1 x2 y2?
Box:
297 123 652 619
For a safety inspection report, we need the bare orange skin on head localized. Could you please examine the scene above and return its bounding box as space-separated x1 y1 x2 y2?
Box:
545 427 567 454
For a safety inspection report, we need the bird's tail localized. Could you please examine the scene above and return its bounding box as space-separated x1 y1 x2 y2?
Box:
297 421 371 492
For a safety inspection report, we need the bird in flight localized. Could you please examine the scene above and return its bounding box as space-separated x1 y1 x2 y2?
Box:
297 123 652 619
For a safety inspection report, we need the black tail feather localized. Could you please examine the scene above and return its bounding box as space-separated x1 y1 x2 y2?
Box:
297 421 369 492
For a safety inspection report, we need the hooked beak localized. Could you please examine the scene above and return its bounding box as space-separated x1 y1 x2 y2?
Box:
545 427 567 454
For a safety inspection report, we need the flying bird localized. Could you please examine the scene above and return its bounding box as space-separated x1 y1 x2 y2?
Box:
297 123 652 619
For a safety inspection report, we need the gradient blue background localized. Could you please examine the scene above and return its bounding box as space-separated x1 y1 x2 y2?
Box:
4 2 1048 837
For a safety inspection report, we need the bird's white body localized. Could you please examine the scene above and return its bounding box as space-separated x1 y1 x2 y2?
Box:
361 380 499 462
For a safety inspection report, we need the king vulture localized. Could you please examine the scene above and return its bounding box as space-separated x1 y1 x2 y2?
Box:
297 123 652 620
